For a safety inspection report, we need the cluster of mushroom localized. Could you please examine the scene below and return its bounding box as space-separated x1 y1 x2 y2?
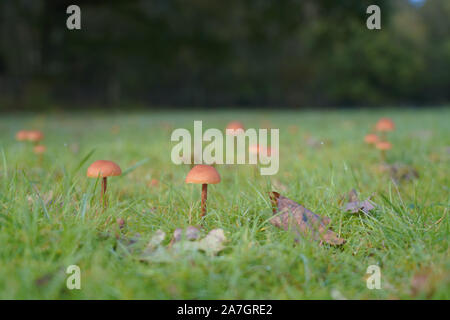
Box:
225 121 274 159
86 159 220 215
83 120 281 214
364 118 395 161
16 130 47 158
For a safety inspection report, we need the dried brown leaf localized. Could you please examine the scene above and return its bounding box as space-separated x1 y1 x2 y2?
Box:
269 192 345 245
342 189 376 214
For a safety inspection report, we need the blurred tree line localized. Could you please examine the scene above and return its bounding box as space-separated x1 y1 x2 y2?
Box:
0 0 449 110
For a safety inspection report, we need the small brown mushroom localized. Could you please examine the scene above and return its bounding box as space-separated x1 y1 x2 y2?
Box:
33 144 47 164
376 141 392 162
87 160 122 207
249 144 273 156
185 164 221 217
16 130 29 142
225 121 245 135
27 130 44 145
364 134 379 145
375 118 395 132
33 145 47 154
249 144 274 176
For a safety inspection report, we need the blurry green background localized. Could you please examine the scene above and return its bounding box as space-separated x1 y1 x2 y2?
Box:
0 0 449 110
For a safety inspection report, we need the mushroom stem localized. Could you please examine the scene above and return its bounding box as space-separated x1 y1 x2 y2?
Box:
201 183 208 216
101 177 108 207
380 150 386 162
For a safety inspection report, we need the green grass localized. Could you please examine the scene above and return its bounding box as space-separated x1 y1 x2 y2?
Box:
0 109 449 299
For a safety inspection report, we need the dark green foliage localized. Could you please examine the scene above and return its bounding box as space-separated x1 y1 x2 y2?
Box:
0 0 449 109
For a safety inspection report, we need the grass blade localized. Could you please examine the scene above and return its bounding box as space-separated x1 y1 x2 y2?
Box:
121 158 149 176
1 147 7 180
79 193 89 219
72 148 96 176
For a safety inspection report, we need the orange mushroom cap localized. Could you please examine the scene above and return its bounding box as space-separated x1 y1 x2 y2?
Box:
87 160 122 178
375 118 395 132
364 134 379 144
225 121 245 135
185 164 221 184
376 141 392 151
16 130 29 141
249 144 273 156
27 130 44 142
33 145 47 154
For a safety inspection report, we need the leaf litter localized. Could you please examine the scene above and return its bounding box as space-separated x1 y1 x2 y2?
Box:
268 192 345 245
141 227 227 262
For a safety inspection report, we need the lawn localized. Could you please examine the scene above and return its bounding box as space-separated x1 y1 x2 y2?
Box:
0 109 448 299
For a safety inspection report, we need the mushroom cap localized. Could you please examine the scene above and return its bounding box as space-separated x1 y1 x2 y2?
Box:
225 121 245 135
364 134 379 144
249 144 272 156
87 160 122 178
27 130 44 142
16 130 29 141
375 118 395 132
33 145 47 154
185 164 221 184
376 141 392 150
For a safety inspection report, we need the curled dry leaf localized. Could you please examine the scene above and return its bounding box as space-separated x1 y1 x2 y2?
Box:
269 192 345 245
342 189 376 214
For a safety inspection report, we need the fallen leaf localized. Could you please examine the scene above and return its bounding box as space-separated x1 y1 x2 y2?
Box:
142 228 227 262
198 229 226 255
146 230 166 251
116 233 142 255
268 192 345 245
35 274 53 287
410 268 437 298
411 272 429 297
170 226 201 245
342 189 376 214
117 218 125 229
172 229 226 256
